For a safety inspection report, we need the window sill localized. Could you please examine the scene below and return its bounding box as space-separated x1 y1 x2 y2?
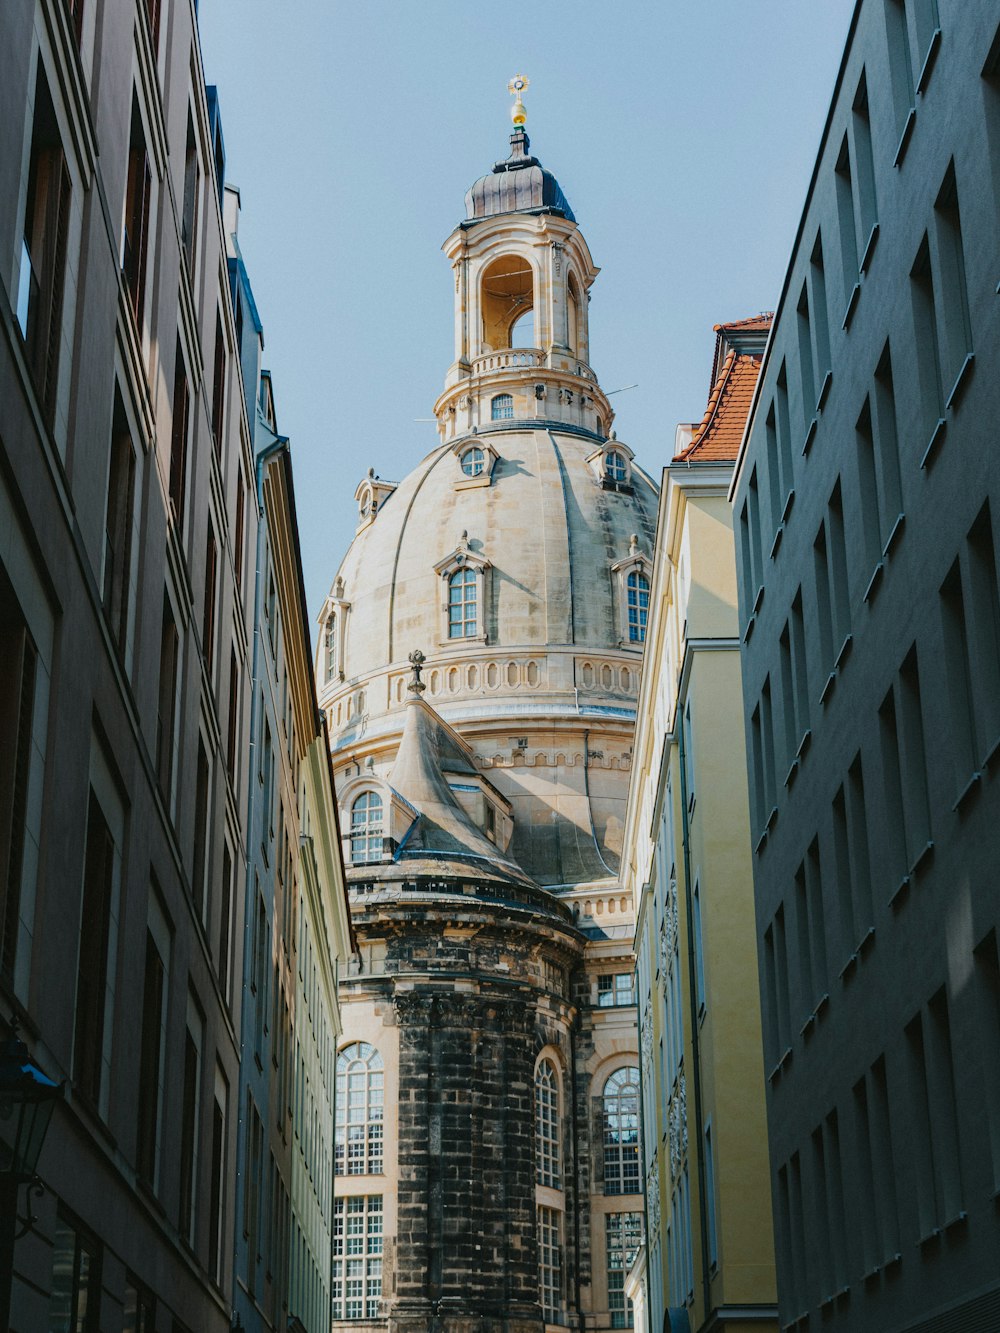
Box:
842 282 861 330
796 728 812 761
784 757 799 790
916 27 942 94
909 840 934 878
819 670 837 706
983 732 1000 771
945 352 974 411
754 828 769 856
835 634 853 670
801 417 817 457
769 525 784 561
782 489 796 523
882 512 905 559
817 369 833 412
952 770 982 814
863 562 883 604
919 417 947 470
742 614 756 644
765 804 779 833
893 107 917 167
889 873 911 912
753 583 765 616
859 223 879 275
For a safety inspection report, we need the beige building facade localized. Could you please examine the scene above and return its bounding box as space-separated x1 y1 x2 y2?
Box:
623 321 778 1333
318 104 650 1333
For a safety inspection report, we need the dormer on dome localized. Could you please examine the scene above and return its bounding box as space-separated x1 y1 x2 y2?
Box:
354 468 397 531
451 436 499 489
586 434 636 492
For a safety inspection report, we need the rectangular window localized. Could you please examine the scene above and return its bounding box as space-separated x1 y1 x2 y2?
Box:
794 860 815 1023
606 1212 642 1329
124 1277 155 1333
974 930 1000 1191
810 1123 833 1300
18 64 72 423
179 998 203 1248
796 282 816 432
855 397 882 577
49 1217 102 1333
136 889 170 1190
852 73 878 264
0 570 38 981
103 388 137 659
155 594 179 802
123 95 151 328
760 675 776 821
74 789 115 1107
846 753 874 942
878 685 908 894
693 880 707 1014
750 703 765 835
832 786 854 959
537 1205 563 1323
910 236 945 459
905 1009 936 1236
824 1111 849 1292
597 973 636 1007
806 838 829 999
813 521 834 682
208 1066 228 1283
827 482 851 656
933 163 973 403
332 1195 383 1321
967 503 1000 755
211 313 226 451
739 500 754 622
227 646 239 784
835 134 859 316
261 716 274 855
704 1124 718 1268
747 467 763 599
203 526 218 675
182 112 200 278
244 1092 262 1296
777 1165 798 1315
926 986 962 1222
779 624 797 775
885 0 916 154
809 233 832 402
790 589 810 745
912 0 941 89
169 340 190 530
940 558 977 786
192 739 211 922
219 842 233 1004
872 344 903 539
234 468 246 590
898 647 931 864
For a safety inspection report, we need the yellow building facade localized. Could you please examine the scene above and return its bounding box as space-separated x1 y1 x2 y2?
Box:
621 320 778 1333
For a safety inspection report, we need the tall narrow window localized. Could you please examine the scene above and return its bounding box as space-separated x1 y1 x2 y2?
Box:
18 65 71 423
910 236 944 459
926 986 962 1222
103 390 137 659
123 96 151 327
335 1043 384 1175
349 792 383 865
828 482 851 654
967 503 1000 753
324 613 337 681
169 341 190 530
603 1067 640 1195
760 676 776 821
182 112 199 278
535 1058 561 1187
0 572 38 982
791 589 810 742
192 739 210 921
234 469 246 590
203 526 217 674
885 0 916 155
491 393 513 420
855 398 882 577
218 843 233 1003
939 559 977 786
834 134 859 317
796 282 816 431
606 1212 642 1328
448 567 477 639
852 74 878 265
974 931 1000 1191
748 467 763 599
898 647 931 863
933 164 973 403
538 1207 563 1323
331 1196 382 1320
227 647 239 783
179 1000 203 1248
872 344 903 538
878 685 908 894
75 789 115 1106
208 1068 228 1282
626 570 649 643
136 893 170 1190
912 0 941 90
211 313 226 451
809 233 832 403
49 1219 102 1333
847 753 874 940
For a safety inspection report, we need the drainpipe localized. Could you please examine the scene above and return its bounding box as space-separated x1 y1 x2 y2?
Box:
677 712 711 1324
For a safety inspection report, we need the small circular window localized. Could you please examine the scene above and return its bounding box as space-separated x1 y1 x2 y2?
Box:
461 446 486 477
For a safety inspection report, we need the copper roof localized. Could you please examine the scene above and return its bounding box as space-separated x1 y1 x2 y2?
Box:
674 314 772 464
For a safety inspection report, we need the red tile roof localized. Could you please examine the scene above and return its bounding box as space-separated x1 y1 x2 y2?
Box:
674 314 772 464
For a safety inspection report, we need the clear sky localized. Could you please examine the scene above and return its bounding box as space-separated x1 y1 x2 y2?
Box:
197 0 856 636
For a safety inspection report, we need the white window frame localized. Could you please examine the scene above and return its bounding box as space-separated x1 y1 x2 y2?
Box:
611 546 651 647
433 537 491 644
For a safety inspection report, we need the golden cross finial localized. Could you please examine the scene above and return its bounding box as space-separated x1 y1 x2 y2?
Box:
507 73 529 127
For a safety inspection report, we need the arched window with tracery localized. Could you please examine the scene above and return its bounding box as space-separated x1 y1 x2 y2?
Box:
491 393 514 420
350 791 383 864
626 571 649 643
535 1057 561 1188
603 1067 640 1194
335 1042 384 1175
448 568 477 638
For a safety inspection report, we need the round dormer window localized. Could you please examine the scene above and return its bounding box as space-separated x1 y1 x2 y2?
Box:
606 450 628 483
461 446 486 477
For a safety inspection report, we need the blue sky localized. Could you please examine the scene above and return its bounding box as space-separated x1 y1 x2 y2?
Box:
197 0 856 633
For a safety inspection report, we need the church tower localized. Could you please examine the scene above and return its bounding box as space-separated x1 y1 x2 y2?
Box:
320 80 652 1333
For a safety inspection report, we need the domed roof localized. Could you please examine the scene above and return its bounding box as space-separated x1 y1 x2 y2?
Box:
464 128 576 224
327 425 657 722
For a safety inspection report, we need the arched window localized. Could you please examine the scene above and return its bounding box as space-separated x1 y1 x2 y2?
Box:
350 791 383 864
324 613 337 681
335 1042 384 1175
603 1067 640 1194
461 446 486 477
626 570 650 643
567 274 580 355
535 1058 561 1187
448 568 477 638
510 308 535 348
491 393 514 421
605 450 628 483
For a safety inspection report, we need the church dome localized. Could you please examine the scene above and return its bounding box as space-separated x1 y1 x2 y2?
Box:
321 425 658 749
464 128 576 223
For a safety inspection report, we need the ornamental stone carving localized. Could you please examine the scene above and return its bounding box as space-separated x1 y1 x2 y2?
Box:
647 1157 661 1239
640 1013 653 1070
668 1075 688 1181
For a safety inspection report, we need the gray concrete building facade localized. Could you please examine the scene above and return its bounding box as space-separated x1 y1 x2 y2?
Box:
731 3 1000 1329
